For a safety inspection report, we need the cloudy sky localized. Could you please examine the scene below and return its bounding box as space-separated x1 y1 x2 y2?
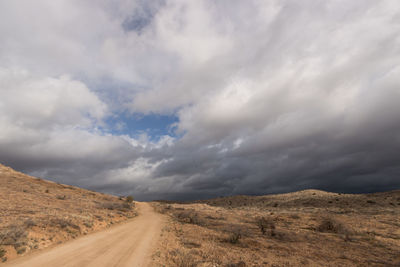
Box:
1 0 399 200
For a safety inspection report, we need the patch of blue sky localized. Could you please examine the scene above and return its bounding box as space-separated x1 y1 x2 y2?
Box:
104 112 179 141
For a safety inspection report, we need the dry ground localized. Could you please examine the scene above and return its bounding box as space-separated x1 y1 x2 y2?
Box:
152 189 400 266
4 202 164 267
0 164 137 263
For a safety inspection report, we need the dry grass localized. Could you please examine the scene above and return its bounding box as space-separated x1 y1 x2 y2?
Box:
151 189 400 266
0 163 137 262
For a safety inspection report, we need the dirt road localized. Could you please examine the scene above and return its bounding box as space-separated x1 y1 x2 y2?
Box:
5 202 164 267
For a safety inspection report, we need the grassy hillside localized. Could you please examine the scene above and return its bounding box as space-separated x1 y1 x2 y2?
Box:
0 164 136 263
153 189 400 266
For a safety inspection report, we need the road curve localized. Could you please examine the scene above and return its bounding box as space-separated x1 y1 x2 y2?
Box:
5 202 164 267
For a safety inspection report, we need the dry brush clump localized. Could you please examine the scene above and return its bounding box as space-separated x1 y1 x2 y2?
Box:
174 209 205 226
0 225 28 255
225 226 242 244
169 249 198 267
256 216 275 236
125 195 134 202
49 218 81 231
98 201 134 212
317 217 349 234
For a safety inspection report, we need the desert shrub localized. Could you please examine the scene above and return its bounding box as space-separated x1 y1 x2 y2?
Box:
95 215 104 221
228 231 242 244
0 248 5 258
16 247 26 254
175 210 204 226
56 195 66 200
290 214 300 220
182 240 201 248
221 225 245 244
317 217 348 234
84 221 93 228
257 217 275 235
226 261 246 267
24 219 36 228
171 249 197 267
45 189 49 193
0 225 28 249
126 196 134 202
50 219 80 231
99 202 132 211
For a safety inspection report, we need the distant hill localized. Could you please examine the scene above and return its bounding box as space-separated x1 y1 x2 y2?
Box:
193 188 400 209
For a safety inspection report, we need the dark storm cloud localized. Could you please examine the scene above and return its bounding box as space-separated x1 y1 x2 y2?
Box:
0 0 399 200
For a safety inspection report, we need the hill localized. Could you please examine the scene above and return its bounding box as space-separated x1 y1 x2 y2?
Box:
0 164 136 263
152 189 400 266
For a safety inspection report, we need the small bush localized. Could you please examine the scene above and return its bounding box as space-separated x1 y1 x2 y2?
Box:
0 225 28 249
50 219 80 231
0 248 5 258
175 210 204 226
221 225 245 244
95 215 104 221
226 261 246 267
172 249 197 267
126 196 134 202
24 219 36 228
45 189 49 193
228 231 242 244
257 217 275 235
56 195 66 200
317 217 348 234
99 202 132 211
16 247 26 254
290 214 300 220
84 221 93 228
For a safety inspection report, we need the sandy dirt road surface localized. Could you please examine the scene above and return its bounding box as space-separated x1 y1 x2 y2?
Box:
4 202 164 267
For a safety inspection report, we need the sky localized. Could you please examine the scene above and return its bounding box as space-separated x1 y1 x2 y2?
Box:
0 0 400 200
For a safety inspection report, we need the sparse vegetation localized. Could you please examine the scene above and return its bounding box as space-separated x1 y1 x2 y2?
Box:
50 219 80 231
227 229 242 244
0 163 137 261
84 221 94 228
99 202 133 211
317 217 349 234
24 219 36 228
0 225 28 250
126 195 134 202
0 247 5 258
256 216 275 235
152 189 400 266
174 210 204 225
170 249 197 267
16 247 26 254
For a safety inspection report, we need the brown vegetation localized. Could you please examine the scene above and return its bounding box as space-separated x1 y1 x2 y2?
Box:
152 189 400 266
0 163 137 263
